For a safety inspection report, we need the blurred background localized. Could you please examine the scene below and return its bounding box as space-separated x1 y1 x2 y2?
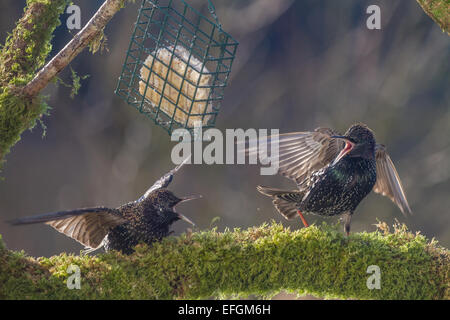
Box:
0 0 448 259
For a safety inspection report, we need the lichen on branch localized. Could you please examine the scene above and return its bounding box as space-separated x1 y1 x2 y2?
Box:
0 222 448 300
0 0 67 168
0 0 68 86
0 0 126 169
416 0 450 35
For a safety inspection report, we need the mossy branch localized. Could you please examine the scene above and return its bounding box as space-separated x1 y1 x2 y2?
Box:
1 222 448 299
0 0 126 168
23 0 126 97
0 0 67 168
416 0 450 35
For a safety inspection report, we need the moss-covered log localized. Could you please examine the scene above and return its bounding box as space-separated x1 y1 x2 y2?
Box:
0 222 448 300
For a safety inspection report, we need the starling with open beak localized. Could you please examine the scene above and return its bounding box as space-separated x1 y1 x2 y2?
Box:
9 157 200 254
249 123 411 235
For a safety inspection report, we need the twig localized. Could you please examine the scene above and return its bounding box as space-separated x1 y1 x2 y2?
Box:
23 0 125 97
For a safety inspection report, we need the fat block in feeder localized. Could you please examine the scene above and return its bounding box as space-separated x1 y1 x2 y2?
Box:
139 45 213 127
115 0 238 134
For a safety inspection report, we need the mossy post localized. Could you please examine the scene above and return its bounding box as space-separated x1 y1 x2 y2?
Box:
0 222 448 299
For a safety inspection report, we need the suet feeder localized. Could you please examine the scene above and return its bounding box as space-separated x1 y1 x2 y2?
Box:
115 0 238 135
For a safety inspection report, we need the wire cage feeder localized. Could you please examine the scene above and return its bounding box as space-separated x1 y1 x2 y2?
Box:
115 0 238 135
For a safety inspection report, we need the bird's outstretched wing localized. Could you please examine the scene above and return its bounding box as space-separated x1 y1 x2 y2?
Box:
139 155 191 201
257 186 304 219
373 144 412 216
247 127 343 189
10 207 126 249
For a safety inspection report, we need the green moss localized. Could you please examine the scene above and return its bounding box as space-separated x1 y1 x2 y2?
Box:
0 87 49 167
0 222 448 300
0 0 68 167
88 29 108 54
68 68 90 98
0 0 67 83
416 0 450 34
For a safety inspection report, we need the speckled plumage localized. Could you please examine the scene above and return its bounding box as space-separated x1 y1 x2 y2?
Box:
299 125 377 217
10 158 198 254
300 155 376 216
103 189 186 254
104 189 188 254
254 123 411 235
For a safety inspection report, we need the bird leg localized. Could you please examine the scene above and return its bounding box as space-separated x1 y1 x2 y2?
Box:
297 210 309 227
342 212 352 236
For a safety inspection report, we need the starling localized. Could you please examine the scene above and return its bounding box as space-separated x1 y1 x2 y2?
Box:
9 157 200 254
248 123 411 235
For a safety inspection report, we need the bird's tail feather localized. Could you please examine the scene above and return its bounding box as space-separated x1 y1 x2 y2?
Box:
257 186 304 220
257 186 302 199
257 186 289 196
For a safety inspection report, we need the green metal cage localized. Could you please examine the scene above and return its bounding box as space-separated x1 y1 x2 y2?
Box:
115 0 238 135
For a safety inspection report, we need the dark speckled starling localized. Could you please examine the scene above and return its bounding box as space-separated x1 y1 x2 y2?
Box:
248 123 411 235
9 157 200 254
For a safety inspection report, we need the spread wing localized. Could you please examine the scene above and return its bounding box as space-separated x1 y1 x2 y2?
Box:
247 127 344 189
373 144 412 216
138 155 191 201
10 207 127 249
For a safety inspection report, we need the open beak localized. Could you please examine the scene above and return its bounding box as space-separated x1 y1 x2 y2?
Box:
179 195 203 203
174 195 202 226
331 136 355 165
